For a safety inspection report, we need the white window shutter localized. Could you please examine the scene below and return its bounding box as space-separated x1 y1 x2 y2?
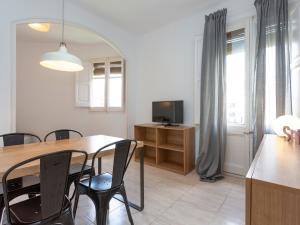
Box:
75 62 92 107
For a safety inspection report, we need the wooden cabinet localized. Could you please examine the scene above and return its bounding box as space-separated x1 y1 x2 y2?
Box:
246 135 300 225
134 124 195 175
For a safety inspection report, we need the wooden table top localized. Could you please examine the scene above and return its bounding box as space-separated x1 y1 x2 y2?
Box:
247 134 300 190
0 135 143 179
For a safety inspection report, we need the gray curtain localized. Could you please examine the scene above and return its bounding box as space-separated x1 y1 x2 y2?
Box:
252 0 292 152
196 9 227 182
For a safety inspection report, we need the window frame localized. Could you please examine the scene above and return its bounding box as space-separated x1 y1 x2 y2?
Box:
89 57 125 112
226 20 253 135
107 57 125 112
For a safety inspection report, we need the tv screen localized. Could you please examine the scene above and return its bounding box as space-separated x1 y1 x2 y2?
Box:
152 101 183 125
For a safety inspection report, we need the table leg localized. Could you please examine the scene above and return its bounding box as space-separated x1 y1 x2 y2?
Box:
113 147 144 211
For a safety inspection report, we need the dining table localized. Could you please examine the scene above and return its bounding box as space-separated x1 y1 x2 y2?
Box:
0 134 145 211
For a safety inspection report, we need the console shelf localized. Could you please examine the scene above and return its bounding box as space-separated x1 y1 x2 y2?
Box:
157 144 184 152
134 124 195 175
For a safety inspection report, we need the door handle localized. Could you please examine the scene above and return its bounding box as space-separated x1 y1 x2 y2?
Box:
243 131 254 135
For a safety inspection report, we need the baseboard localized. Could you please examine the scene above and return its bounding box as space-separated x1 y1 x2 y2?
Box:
224 162 248 176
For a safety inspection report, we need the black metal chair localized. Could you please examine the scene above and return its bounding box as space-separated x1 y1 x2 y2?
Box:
0 133 42 222
73 139 137 225
43 129 83 141
0 133 41 147
2 150 88 225
43 129 95 199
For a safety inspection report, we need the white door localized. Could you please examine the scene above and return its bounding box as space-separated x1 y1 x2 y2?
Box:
224 19 255 176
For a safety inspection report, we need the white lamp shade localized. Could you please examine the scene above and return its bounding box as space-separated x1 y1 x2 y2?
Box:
40 45 83 72
272 115 300 136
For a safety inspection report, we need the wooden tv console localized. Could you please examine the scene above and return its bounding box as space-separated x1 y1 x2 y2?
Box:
246 134 300 225
134 124 195 175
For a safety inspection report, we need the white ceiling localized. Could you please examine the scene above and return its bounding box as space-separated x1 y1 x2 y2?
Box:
71 0 221 33
17 23 105 45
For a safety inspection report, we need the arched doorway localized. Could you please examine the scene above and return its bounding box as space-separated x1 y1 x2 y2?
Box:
14 21 128 138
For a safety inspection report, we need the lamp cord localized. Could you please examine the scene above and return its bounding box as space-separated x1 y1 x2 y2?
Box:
61 0 65 45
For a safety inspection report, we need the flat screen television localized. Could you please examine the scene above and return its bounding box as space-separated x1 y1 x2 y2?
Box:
152 101 184 125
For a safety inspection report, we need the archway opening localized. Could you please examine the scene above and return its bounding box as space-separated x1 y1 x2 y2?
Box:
15 21 127 139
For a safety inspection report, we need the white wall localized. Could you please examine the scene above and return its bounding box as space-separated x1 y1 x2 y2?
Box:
16 41 126 138
135 0 255 125
135 0 256 161
134 0 299 174
2 0 299 149
0 0 137 137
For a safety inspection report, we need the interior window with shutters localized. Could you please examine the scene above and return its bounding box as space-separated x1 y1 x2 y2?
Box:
226 28 246 125
90 58 125 111
91 62 106 108
108 60 123 108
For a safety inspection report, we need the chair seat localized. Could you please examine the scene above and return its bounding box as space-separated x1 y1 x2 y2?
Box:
10 196 70 224
0 176 40 222
80 173 113 191
69 164 93 176
10 196 41 224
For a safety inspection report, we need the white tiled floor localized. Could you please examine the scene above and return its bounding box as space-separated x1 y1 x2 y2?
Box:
1 156 244 225
75 156 245 225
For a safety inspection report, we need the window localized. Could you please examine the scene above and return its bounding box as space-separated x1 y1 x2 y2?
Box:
91 62 106 108
263 25 278 132
226 28 247 125
226 24 278 132
90 58 125 111
108 61 123 108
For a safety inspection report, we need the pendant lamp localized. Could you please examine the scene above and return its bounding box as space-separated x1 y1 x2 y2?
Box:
40 0 83 72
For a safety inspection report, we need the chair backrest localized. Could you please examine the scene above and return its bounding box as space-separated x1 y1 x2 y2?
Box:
2 150 87 224
90 139 137 189
44 129 83 141
0 133 41 147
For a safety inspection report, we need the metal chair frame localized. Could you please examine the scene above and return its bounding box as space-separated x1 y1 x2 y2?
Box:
73 139 137 225
44 129 93 200
88 139 137 191
44 129 83 142
2 150 87 225
0 132 42 222
0 133 42 146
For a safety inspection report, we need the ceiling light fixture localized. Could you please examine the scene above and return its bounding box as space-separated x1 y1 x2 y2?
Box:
40 0 83 72
28 23 51 32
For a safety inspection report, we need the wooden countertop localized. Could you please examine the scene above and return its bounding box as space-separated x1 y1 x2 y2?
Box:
0 135 143 179
247 134 300 190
